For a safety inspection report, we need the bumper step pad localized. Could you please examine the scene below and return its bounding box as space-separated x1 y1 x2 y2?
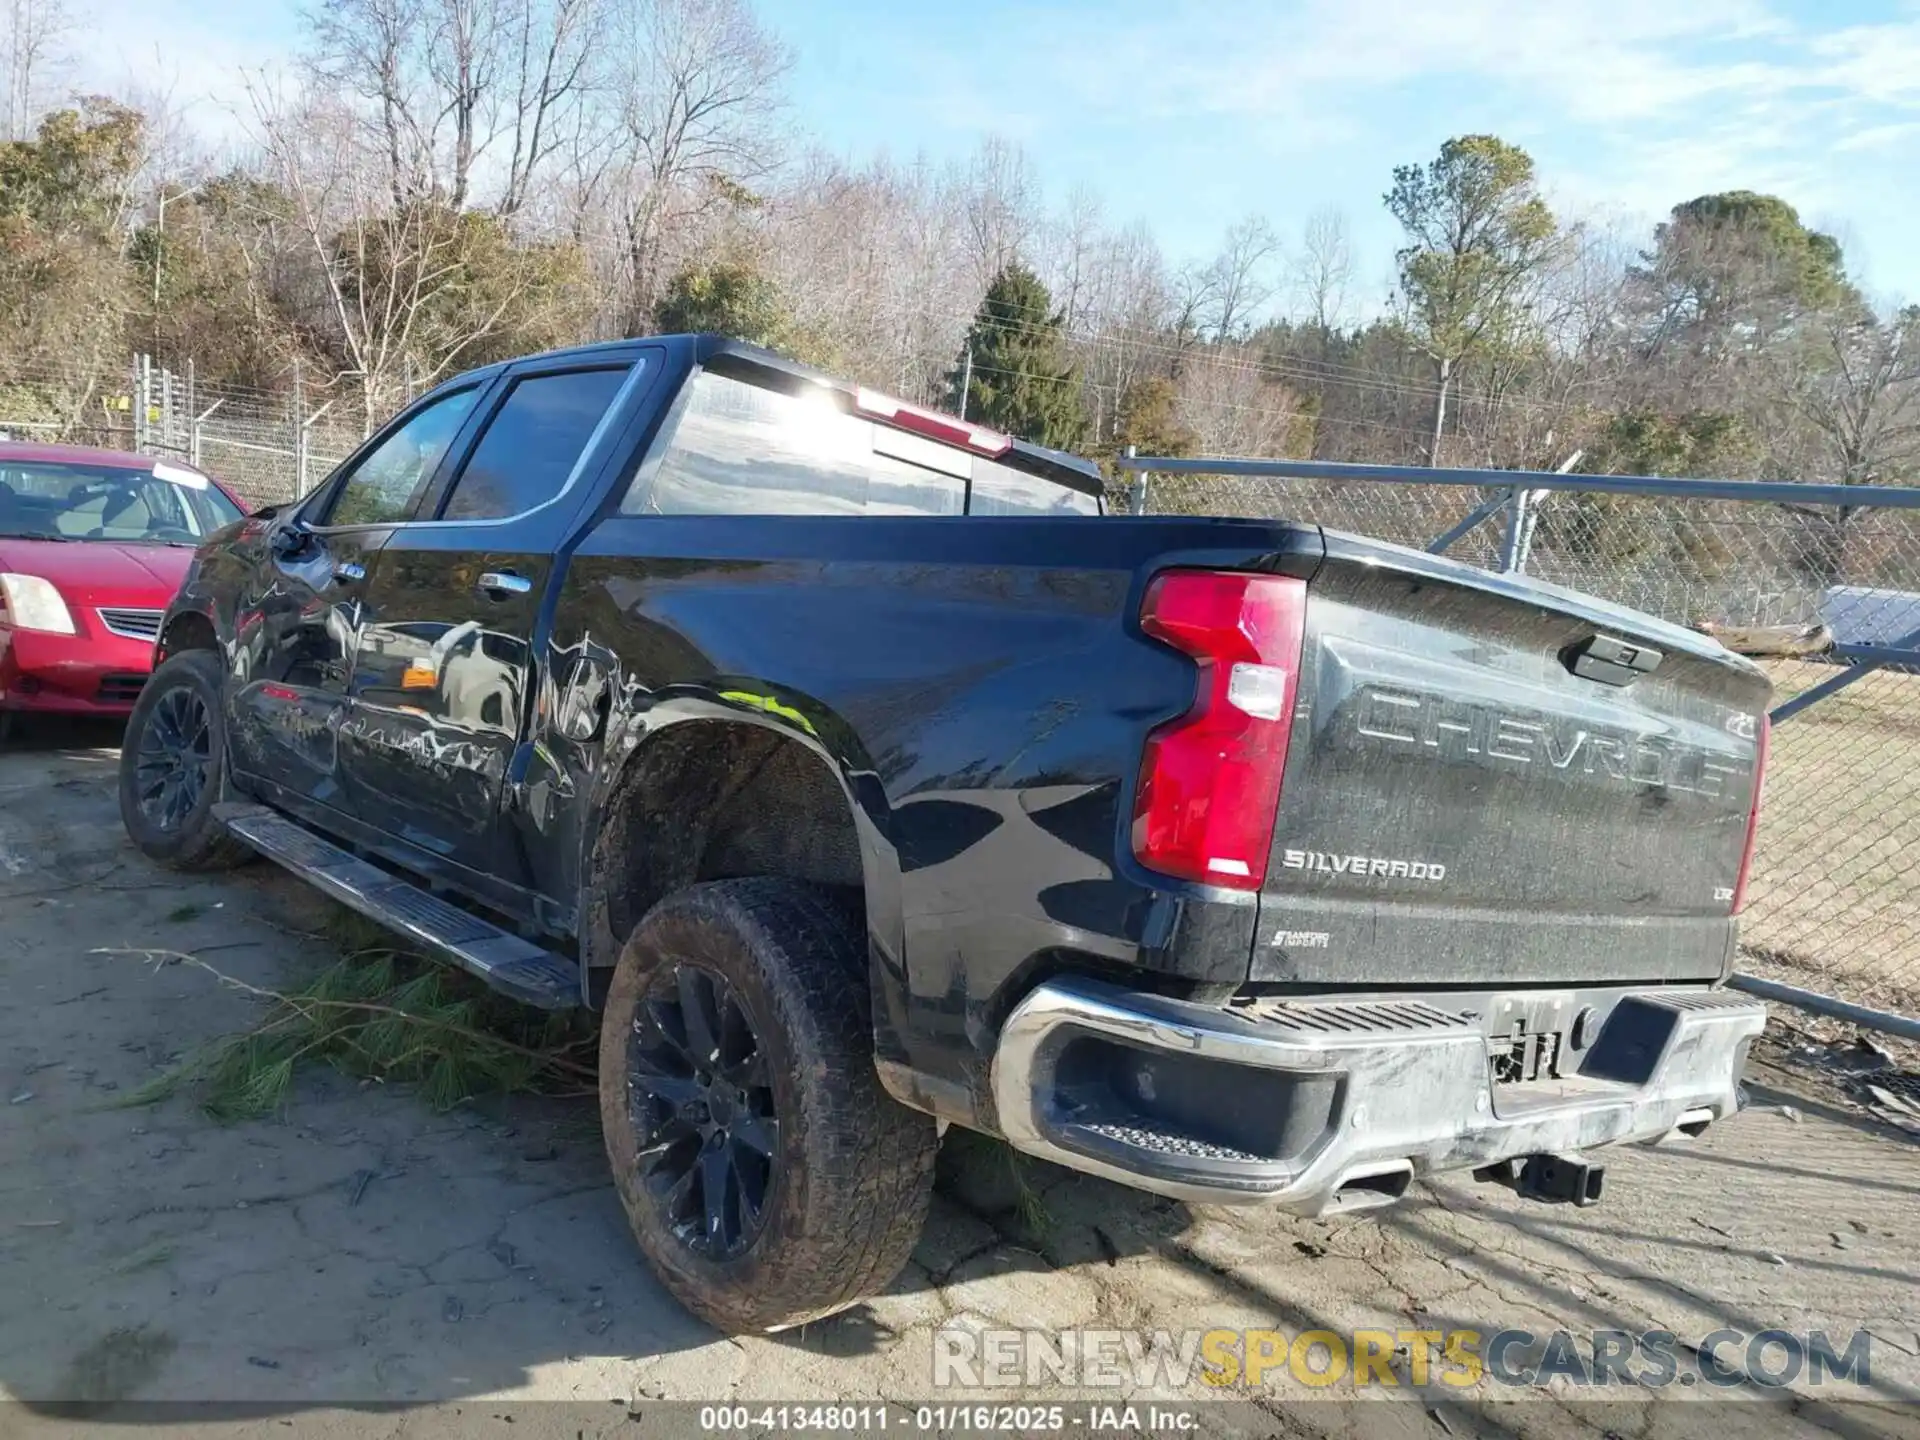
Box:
215 803 579 1010
993 979 1766 1212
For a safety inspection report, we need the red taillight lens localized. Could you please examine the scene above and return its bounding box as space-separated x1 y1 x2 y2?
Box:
1730 714 1770 915
1131 570 1308 891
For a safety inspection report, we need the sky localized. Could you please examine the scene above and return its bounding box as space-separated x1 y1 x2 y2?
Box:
76 0 1920 311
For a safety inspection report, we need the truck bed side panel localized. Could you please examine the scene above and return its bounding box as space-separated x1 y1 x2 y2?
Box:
541 513 1324 1111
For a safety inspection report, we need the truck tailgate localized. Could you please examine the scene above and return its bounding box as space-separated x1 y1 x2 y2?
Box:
1254 531 1770 987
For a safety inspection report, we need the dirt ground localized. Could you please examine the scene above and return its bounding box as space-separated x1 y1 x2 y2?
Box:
1742 662 1920 1007
2 724 1919 1438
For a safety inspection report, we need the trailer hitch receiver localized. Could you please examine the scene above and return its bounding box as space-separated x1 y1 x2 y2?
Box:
1476 1152 1605 1207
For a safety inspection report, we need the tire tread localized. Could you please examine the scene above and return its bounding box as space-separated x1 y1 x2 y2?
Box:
599 877 938 1333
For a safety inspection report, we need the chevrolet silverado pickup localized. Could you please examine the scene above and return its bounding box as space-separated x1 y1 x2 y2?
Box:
118 334 1771 1333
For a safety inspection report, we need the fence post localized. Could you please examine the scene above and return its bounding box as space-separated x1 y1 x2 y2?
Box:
1499 452 1583 573
189 397 222 470
134 354 151 454
291 359 307 498
1498 487 1533 572
1125 445 1149 516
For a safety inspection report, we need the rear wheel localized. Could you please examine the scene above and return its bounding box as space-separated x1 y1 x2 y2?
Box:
600 878 939 1333
118 650 252 871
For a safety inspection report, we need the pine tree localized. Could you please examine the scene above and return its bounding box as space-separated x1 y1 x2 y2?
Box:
949 263 1086 450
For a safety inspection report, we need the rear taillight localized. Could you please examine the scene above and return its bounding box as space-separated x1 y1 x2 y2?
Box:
1730 714 1770 915
1131 570 1308 891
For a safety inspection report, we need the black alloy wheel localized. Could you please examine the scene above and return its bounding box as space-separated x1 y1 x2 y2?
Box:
626 962 780 1260
133 685 213 833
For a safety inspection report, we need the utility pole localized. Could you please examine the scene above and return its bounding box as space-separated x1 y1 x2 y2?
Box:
957 344 973 421
151 184 202 349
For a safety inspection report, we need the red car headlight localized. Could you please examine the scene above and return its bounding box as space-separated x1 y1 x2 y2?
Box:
0 573 76 635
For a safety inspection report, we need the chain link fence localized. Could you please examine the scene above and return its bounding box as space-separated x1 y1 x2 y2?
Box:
7 361 1915 1016
0 354 377 510
1133 458 1920 1018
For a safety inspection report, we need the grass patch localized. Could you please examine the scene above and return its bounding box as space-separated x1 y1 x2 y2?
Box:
112 945 596 1123
165 904 207 924
110 1241 177 1275
937 1127 1054 1240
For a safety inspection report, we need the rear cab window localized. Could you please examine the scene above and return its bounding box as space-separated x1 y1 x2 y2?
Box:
621 368 1101 518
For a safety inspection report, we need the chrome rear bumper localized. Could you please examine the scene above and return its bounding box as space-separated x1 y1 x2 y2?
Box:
990 978 1766 1213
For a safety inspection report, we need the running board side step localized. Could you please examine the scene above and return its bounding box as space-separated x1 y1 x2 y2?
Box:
214 803 580 1010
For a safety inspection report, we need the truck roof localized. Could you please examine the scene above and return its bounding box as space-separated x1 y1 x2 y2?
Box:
485 333 1110 501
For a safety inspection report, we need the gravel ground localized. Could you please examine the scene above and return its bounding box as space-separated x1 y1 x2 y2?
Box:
1 723 1916 1439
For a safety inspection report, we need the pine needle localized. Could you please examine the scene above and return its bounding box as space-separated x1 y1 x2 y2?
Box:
99 944 596 1122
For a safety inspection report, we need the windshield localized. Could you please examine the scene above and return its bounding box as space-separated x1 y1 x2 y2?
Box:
0 460 243 544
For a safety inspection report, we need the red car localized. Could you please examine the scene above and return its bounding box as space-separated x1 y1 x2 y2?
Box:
0 442 246 736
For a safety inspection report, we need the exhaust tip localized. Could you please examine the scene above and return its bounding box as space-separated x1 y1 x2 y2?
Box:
1324 1161 1414 1214
1675 1106 1715 1138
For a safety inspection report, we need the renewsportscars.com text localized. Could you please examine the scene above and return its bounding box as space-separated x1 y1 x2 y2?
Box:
932 1326 1874 1391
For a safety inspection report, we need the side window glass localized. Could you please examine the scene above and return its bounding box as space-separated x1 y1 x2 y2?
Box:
440 367 631 522
321 388 480 527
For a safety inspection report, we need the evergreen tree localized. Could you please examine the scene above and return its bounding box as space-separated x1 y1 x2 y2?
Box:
949 263 1086 449
654 256 792 350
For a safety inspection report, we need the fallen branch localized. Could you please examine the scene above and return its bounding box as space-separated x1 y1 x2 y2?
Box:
100 946 600 1081
98 945 598 1119
1691 621 1833 657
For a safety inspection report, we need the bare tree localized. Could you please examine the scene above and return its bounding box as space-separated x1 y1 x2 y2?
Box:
1759 304 1920 582
609 0 791 326
425 0 508 209
305 0 525 209
1040 184 1103 332
246 79 526 416
1175 345 1302 474
955 137 1039 295
499 0 602 217
306 0 434 204
1074 220 1175 436
1793 305 1920 486
1292 206 1353 332
1201 214 1279 340
2 0 72 140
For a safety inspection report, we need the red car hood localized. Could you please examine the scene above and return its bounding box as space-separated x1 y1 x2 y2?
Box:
0 538 192 606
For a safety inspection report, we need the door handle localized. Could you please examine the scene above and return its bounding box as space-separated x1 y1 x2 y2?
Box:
476 570 533 598
332 561 366 584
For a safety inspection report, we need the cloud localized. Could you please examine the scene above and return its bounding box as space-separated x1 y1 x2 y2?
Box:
979 0 1920 291
1813 12 1920 106
1831 119 1920 151
1029 0 1797 125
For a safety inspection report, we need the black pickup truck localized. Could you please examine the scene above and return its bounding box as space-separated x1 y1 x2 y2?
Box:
119 334 1771 1333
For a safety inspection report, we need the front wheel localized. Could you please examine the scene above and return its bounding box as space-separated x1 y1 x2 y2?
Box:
599 878 939 1333
118 649 252 872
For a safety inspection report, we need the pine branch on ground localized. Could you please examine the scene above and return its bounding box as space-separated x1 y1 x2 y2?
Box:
101 945 596 1122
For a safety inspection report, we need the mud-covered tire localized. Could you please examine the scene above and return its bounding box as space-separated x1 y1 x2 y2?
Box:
118 649 252 872
599 877 939 1333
